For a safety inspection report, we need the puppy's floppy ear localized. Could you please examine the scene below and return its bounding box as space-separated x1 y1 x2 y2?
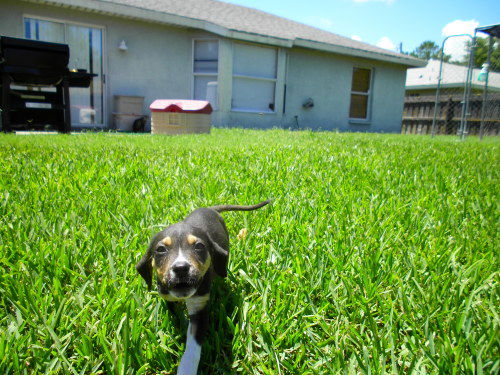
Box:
207 235 229 278
136 242 155 290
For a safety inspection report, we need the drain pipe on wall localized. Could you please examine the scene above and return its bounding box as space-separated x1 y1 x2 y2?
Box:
282 50 289 129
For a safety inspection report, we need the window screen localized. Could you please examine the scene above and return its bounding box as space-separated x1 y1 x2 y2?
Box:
232 43 277 112
232 78 276 112
193 40 219 106
233 43 277 78
24 18 65 43
194 40 218 74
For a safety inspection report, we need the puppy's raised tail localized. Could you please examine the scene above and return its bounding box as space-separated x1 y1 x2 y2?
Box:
210 199 272 213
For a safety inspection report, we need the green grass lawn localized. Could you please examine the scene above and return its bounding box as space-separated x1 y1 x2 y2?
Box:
0 129 498 374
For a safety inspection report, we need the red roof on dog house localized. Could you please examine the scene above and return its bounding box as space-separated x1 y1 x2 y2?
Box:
149 100 213 114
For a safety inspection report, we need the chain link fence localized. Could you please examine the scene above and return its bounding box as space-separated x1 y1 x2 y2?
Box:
402 27 499 138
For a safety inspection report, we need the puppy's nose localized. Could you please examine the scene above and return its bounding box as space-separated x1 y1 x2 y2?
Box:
172 261 190 277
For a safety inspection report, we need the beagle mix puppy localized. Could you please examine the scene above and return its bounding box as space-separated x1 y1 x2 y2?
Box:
136 200 270 375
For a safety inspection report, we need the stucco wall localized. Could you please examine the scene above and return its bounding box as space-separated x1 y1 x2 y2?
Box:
284 48 407 132
0 0 408 133
0 0 195 130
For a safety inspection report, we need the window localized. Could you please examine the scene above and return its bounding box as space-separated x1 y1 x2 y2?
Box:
349 68 372 120
24 17 104 126
193 40 218 107
232 43 277 112
25 18 65 43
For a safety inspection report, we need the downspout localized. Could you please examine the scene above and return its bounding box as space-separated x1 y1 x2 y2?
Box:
282 50 289 128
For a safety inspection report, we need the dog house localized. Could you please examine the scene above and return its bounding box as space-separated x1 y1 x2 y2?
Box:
149 99 212 135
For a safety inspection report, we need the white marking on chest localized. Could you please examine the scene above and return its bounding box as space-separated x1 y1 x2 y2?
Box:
161 293 186 302
165 287 196 300
177 322 201 375
186 295 210 315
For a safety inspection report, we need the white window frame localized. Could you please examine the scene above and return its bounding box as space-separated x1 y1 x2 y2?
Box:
348 67 374 123
22 14 108 128
192 38 219 107
231 42 278 114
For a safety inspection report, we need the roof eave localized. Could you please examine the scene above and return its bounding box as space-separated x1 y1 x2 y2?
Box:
22 0 293 46
22 0 426 67
293 39 426 67
23 0 211 29
226 30 293 48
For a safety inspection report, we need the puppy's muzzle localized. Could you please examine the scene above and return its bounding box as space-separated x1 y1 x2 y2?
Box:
158 262 201 298
169 260 199 289
171 261 191 277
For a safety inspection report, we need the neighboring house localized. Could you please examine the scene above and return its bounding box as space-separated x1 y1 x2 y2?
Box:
406 59 500 95
403 59 500 134
0 0 424 132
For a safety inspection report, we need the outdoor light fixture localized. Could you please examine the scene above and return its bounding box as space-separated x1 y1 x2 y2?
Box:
118 40 128 51
478 63 489 82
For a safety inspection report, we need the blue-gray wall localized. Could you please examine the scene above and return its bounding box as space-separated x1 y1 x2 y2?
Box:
283 48 408 132
0 0 408 133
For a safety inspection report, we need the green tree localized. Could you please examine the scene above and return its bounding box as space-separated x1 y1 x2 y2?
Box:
465 37 500 72
410 40 451 61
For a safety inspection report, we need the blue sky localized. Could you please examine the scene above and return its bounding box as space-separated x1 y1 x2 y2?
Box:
223 0 499 59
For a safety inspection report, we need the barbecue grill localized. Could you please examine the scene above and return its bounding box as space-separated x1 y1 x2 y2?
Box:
0 36 96 132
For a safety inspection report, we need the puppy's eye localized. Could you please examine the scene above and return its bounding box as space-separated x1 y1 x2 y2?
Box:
194 242 205 251
156 245 167 253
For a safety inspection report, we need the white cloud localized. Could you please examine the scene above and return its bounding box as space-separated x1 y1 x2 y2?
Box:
351 35 362 41
376 36 396 51
441 19 479 61
442 19 478 36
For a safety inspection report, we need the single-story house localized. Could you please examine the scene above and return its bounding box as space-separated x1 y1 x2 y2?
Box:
403 59 499 135
0 0 424 132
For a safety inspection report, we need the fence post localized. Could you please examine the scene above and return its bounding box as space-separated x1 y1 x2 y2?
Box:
479 35 494 140
460 33 477 140
431 39 448 138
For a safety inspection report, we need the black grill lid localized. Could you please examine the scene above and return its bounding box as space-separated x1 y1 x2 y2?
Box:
0 36 69 70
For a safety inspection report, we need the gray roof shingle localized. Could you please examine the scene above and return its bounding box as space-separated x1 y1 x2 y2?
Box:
27 0 423 66
104 0 421 65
